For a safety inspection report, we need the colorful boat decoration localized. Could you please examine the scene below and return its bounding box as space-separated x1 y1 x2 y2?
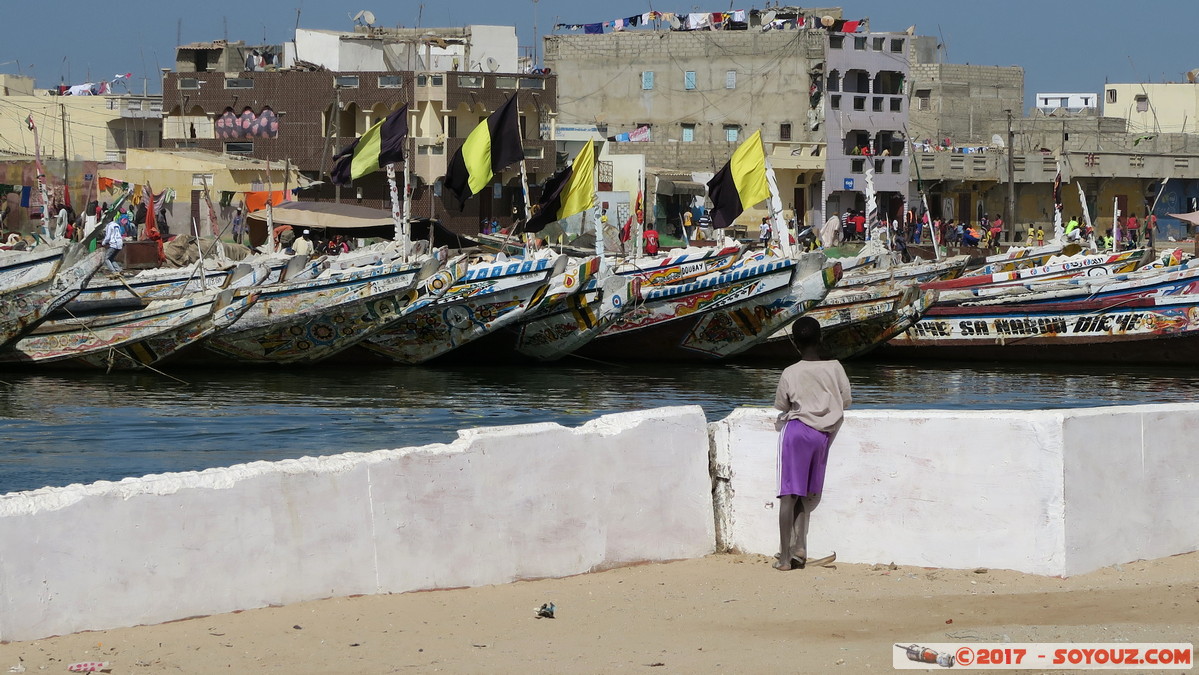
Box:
0 248 106 349
199 257 441 364
740 282 934 361
1 288 256 370
68 254 301 309
924 248 1148 297
0 245 68 292
577 251 838 361
838 254 970 288
958 242 1069 277
358 254 573 364
514 266 640 361
612 245 745 287
881 260 1199 363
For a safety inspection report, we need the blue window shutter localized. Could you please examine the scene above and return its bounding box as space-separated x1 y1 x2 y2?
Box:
642 71 654 90
684 71 696 90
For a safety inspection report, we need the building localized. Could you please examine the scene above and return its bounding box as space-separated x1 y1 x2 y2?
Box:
547 7 920 234
1103 82 1199 134
1034 93 1099 115
162 27 556 235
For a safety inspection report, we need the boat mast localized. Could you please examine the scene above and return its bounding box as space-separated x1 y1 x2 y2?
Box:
764 155 794 259
26 115 55 240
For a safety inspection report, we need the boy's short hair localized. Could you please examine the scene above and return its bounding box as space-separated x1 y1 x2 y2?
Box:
791 316 822 347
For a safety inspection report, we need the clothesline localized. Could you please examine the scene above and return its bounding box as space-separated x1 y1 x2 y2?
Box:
554 9 862 35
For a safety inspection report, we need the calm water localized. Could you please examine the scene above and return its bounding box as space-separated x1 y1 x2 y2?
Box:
2 359 1198 495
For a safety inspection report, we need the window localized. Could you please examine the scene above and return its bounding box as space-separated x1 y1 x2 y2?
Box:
872 37 885 50
458 75 484 88
725 70 736 89
916 89 931 111
829 35 844 49
379 75 403 88
853 36 866 50
417 74 426 86
1135 94 1149 112
335 75 360 88
1106 88 1117 103
872 97 883 112
447 117 458 138
417 143 445 155
641 71 654 90
851 158 864 173
724 125 740 142
780 123 792 141
827 71 840 92
495 76 518 89
890 97 902 112
419 74 444 86
874 159 884 174
224 78 254 89
431 74 444 86
684 71 696 90
681 123 695 142
191 173 215 187
523 146 544 159
224 141 253 154
853 96 866 111
831 94 841 109
891 159 902 174
179 78 200 90
519 77 545 89
890 39 905 52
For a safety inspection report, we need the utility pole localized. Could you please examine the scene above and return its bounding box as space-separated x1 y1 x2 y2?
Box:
60 103 69 206
333 86 341 204
1006 109 1016 235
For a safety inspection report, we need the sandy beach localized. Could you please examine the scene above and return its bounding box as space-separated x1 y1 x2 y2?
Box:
2 551 1196 674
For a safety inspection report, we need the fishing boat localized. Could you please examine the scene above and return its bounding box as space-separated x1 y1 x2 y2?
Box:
838 254 970 288
198 255 444 364
0 248 106 349
575 250 838 361
1 288 256 370
880 258 1199 364
923 248 1149 296
612 244 746 286
738 281 934 361
0 245 71 292
957 242 1070 277
356 254 576 364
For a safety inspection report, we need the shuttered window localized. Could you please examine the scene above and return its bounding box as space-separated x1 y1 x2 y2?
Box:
641 71 654 90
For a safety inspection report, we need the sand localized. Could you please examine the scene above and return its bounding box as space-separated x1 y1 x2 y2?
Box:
2 552 1197 674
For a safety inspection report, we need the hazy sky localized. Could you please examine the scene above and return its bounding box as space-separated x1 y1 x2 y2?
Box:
6 1 1197 109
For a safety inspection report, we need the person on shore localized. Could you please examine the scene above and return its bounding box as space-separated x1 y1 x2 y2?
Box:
278 226 296 253
759 217 772 248
101 214 126 273
772 316 852 571
292 229 314 256
643 227 660 256
1036 226 1045 246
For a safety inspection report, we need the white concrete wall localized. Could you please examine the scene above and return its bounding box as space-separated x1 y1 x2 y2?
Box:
466 25 518 73
0 407 713 642
711 404 1199 577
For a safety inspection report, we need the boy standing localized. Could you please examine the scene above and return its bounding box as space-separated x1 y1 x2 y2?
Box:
772 317 853 570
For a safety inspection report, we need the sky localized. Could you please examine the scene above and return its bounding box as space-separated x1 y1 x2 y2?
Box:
4 1 1197 109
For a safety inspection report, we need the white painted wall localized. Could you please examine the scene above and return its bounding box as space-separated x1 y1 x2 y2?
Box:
0 407 713 642
711 404 1199 577
466 25 518 73
293 29 343 70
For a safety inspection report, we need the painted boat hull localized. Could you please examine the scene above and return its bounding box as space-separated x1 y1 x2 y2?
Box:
2 289 254 369
0 246 67 292
360 255 571 364
200 258 437 364
577 252 837 361
0 249 105 349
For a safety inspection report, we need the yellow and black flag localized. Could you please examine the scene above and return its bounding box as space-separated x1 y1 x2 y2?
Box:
525 139 596 232
331 104 409 185
443 94 525 208
706 129 771 230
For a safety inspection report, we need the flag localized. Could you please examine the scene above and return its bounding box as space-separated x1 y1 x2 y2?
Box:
525 140 595 232
443 94 524 208
620 190 643 242
331 104 409 185
706 129 770 230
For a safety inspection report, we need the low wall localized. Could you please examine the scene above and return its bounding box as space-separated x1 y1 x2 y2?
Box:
709 404 1199 577
0 406 714 642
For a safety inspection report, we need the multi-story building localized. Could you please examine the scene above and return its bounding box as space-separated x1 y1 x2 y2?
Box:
550 7 870 234
162 27 556 235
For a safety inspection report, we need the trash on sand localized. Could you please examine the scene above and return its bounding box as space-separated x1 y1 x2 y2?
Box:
67 664 110 673
8 662 25 673
535 602 556 619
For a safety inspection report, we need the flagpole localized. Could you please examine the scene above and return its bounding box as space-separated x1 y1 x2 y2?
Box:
1052 159 1064 243
1113 197 1121 250
591 144 604 270
265 159 275 247
764 156 794 259
27 116 54 241
635 168 644 259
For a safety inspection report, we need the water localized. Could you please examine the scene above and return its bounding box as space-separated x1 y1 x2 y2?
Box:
2 359 1198 495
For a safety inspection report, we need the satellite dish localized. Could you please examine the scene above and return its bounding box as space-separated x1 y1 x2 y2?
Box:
762 11 777 24
350 10 364 22
992 134 1005 148
1187 68 1199 83
485 57 500 72
362 10 376 26
820 15 835 27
